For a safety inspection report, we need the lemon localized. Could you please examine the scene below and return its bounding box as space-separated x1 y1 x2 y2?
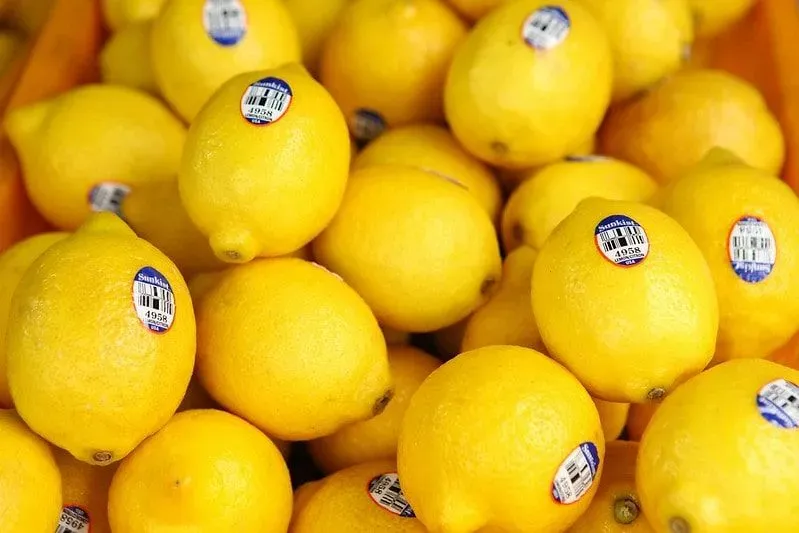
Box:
569 441 654 533
196 258 392 441
656 150 799 363
123 180 224 276
320 0 466 142
292 480 324 525
6 213 195 465
445 0 612 169
579 0 693 102
283 0 349 74
600 69 785 184
0 232 68 408
432 318 470 361
180 64 350 262
0 410 62 532
444 0 505 21
638 358 799 533
4 84 186 230
313 165 502 333
532 198 719 403
398 345 604 532
100 21 158 94
102 0 165 30
151 0 301 123
292 460 427 533
593 398 630 442
308 345 441 474
108 409 293 532
688 0 756 38
625 403 659 442
54 448 116 533
461 245 544 352
353 124 503 224
501 157 658 252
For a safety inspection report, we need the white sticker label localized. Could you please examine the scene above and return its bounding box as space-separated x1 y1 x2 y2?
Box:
368 473 416 518
89 182 130 216
728 216 776 283
133 267 175 333
552 442 600 505
203 0 247 46
595 215 650 267
522 6 571 50
757 379 799 429
352 109 386 144
241 77 293 125
57 506 90 533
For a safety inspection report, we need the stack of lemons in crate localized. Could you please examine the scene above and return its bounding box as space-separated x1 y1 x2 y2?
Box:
2 0 799 532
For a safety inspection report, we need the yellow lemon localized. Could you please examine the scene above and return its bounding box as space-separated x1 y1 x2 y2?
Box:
292 480 325 525
593 398 630 442
100 21 159 94
308 345 441 473
102 0 165 30
283 0 350 74
688 0 756 38
0 232 68 408
579 0 694 102
292 460 427 533
313 165 502 333
398 345 604 533
625 403 659 442
4 84 186 230
569 441 654 533
108 409 293 532
180 64 350 262
320 0 466 142
7 213 195 464
532 198 718 403
599 69 785 184
353 124 503 224
196 258 392 441
0 410 62 532
54 448 116 533
501 157 658 252
445 0 612 169
151 0 300 122
638 359 799 533
461 245 544 352
657 150 799 363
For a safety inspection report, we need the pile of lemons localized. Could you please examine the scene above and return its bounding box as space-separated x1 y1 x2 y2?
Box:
1 0 798 532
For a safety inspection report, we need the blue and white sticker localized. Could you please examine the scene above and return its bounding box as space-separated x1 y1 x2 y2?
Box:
595 215 650 267
728 216 776 283
133 267 176 333
89 182 130 216
552 442 600 505
757 379 799 429
351 109 386 144
522 6 570 50
203 0 247 46
58 505 90 533
368 473 416 518
241 77 293 125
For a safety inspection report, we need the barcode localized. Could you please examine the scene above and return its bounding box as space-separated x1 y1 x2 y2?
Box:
529 11 568 35
90 183 130 214
564 454 593 499
762 380 799 420
135 282 175 315
206 0 244 32
378 477 413 515
57 507 89 533
243 86 289 113
598 226 646 252
523 7 570 49
731 235 773 263
368 473 415 517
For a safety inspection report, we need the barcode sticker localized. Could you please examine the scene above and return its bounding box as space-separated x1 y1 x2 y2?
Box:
552 442 600 505
57 505 90 533
351 108 386 144
594 214 650 267
757 379 799 429
203 0 247 46
728 216 776 283
522 6 571 50
89 182 130 216
241 77 293 125
367 473 416 518
133 267 175 333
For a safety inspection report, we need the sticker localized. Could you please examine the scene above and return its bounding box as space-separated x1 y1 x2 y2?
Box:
57 505 90 533
522 6 570 50
367 473 416 518
594 215 650 267
565 155 610 163
552 442 600 505
133 267 176 333
241 77 293 125
728 216 776 283
757 379 799 429
89 182 130 216
203 0 247 46
352 109 386 144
